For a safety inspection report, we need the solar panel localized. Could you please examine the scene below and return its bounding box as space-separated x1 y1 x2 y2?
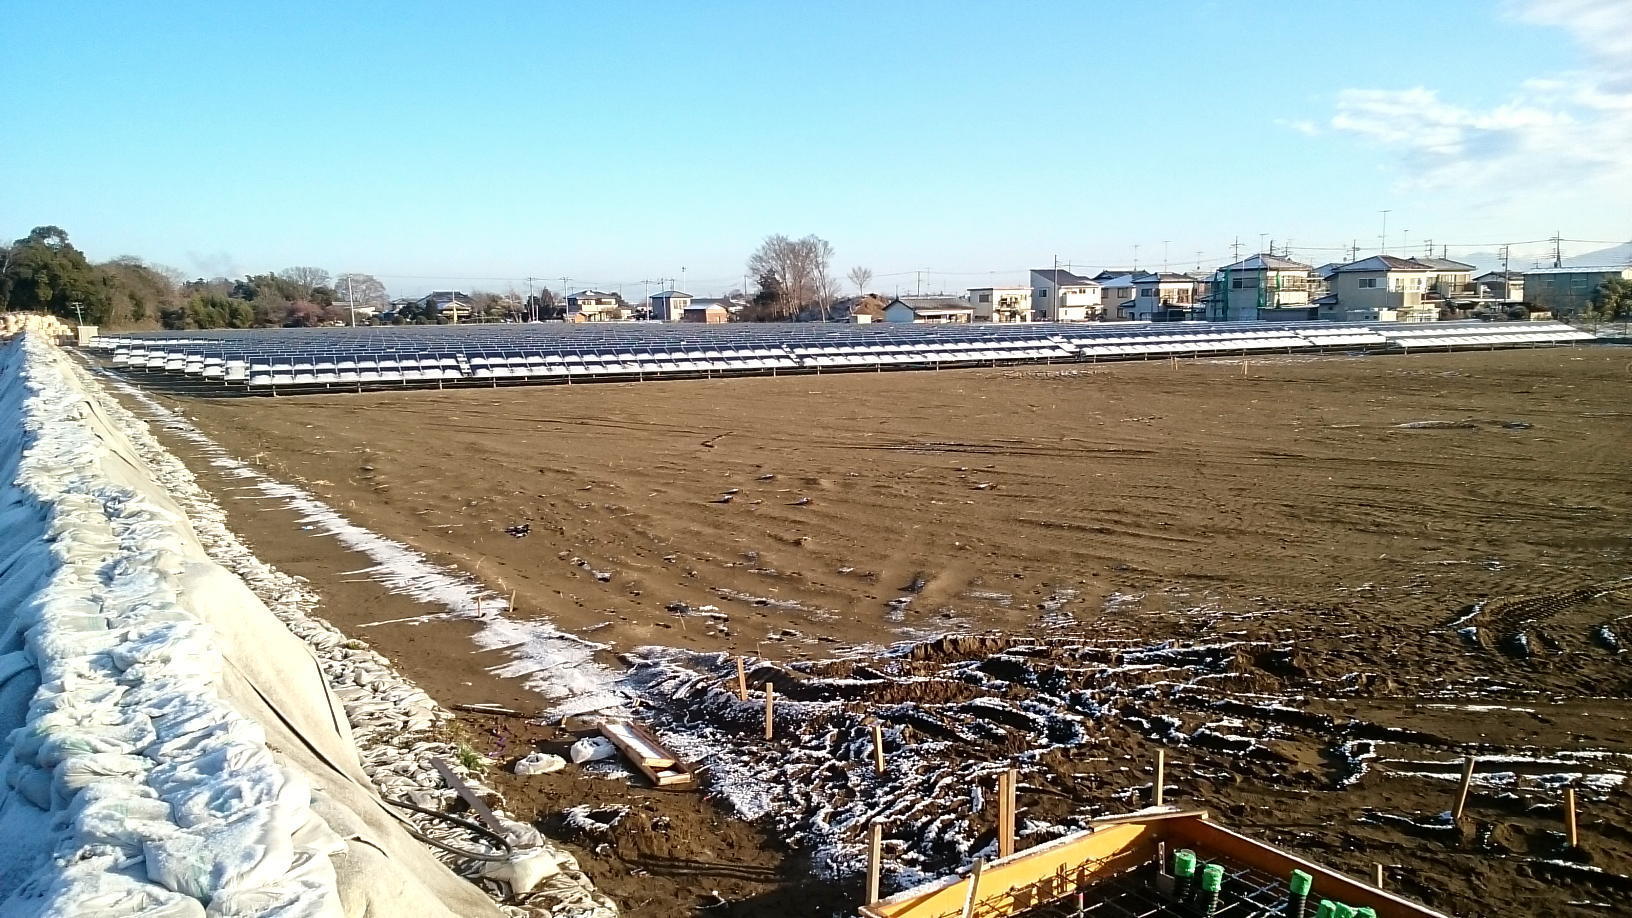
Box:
86 319 1597 392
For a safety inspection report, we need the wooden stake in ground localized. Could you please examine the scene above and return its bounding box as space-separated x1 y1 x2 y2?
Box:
997 767 1017 859
872 723 886 775
1565 786 1579 849
866 821 883 904
735 658 748 701
1451 755 1477 823
764 682 775 740
959 858 985 918
1154 748 1166 807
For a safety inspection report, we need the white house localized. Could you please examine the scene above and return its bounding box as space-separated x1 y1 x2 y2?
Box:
1317 255 1438 323
1029 269 1102 321
565 290 622 322
1132 272 1202 320
648 290 692 321
883 296 975 323
1095 274 1139 320
966 286 1033 322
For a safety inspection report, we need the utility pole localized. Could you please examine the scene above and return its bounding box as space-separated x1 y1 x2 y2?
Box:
346 277 357 327
1132 244 1140 271
1552 231 1563 268
1402 229 1410 255
1194 250 1203 271
70 300 85 327
1231 237 1242 263
1379 210 1392 254
1162 240 1171 271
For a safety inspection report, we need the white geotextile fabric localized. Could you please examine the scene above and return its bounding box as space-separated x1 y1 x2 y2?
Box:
0 335 504 918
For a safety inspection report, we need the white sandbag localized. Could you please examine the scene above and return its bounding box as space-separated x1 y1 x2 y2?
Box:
513 752 567 775
68 785 178 855
143 805 297 901
569 736 617 764
36 856 207 918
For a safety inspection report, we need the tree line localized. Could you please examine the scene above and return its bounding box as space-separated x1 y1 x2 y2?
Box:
0 226 398 330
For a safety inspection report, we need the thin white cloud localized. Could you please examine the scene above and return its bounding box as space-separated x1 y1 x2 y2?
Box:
1324 0 1632 197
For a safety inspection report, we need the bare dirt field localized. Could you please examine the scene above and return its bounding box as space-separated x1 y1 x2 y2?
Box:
124 348 1632 916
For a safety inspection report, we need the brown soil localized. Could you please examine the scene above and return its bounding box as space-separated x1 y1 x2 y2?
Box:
119 349 1632 917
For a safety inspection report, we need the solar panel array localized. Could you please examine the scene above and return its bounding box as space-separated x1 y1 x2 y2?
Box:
86 319 1596 393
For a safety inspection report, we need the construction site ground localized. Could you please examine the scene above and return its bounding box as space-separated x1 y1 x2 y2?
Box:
118 347 1632 917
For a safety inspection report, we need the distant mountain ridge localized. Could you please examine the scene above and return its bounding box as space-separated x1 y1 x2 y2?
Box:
1454 241 1631 274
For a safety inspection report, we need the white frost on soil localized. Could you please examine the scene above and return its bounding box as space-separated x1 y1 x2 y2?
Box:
90 368 625 720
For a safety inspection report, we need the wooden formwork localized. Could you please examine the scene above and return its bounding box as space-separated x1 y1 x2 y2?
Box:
859 810 1452 918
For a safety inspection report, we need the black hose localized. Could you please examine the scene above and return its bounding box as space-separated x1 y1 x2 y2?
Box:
384 796 514 863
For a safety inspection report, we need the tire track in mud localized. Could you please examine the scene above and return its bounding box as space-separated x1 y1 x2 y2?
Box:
1451 580 1630 658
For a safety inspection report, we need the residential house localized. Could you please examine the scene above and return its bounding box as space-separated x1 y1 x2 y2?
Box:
1030 269 1102 321
1096 274 1138 320
883 296 974 324
565 290 623 322
1133 272 1202 321
839 295 888 323
681 299 731 323
409 291 474 322
1472 271 1524 304
1185 272 1216 309
967 286 1033 323
1417 257 1477 301
1522 266 1632 318
1317 255 1438 323
648 290 691 321
1208 254 1315 321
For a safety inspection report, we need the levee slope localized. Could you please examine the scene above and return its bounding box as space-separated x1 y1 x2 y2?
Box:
0 332 502 916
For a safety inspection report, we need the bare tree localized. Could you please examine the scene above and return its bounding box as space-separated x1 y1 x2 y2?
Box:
847 266 873 294
746 234 834 320
278 266 331 290
333 272 389 309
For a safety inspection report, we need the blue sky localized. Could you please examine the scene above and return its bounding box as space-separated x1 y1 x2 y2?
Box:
3 0 1627 297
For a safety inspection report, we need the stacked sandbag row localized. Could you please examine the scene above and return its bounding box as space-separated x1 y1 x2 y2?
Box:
0 334 504 917
1 313 75 340
87 341 619 917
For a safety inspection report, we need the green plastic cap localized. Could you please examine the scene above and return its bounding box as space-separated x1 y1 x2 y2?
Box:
1201 863 1225 892
1289 869 1313 896
1174 849 1197 878
1333 906 1357 918
1314 901 1337 918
